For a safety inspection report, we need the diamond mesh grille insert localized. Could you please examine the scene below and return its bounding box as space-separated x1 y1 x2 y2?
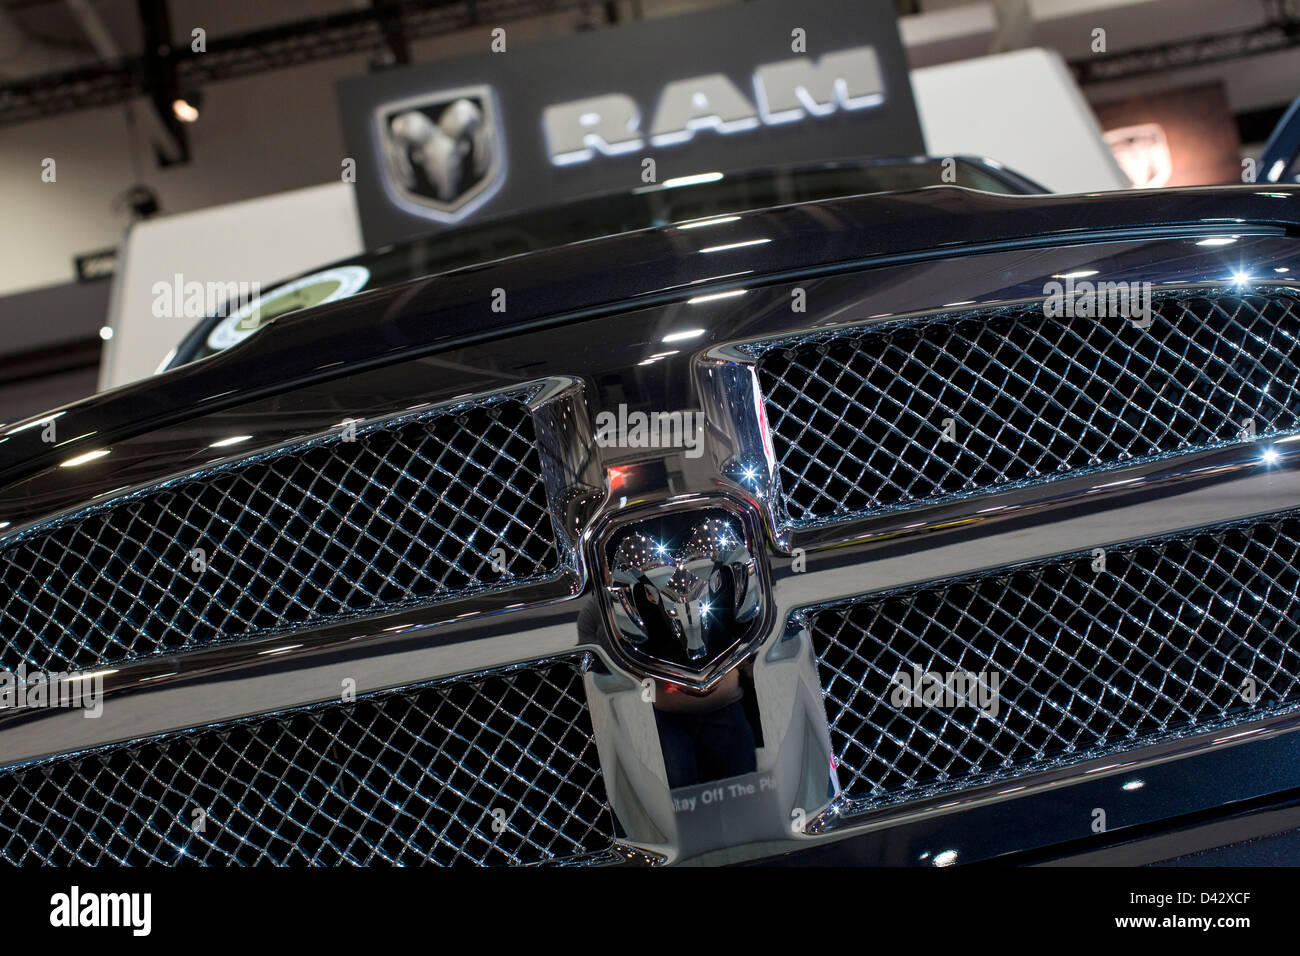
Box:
811 514 1300 813
757 291 1300 526
0 659 617 865
0 399 561 675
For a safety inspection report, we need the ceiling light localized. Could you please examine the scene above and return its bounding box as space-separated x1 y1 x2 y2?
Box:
172 92 202 123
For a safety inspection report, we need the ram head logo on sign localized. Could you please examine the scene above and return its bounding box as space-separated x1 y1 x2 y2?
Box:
378 86 503 222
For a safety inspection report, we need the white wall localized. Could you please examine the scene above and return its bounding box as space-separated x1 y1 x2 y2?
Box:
912 47 1128 192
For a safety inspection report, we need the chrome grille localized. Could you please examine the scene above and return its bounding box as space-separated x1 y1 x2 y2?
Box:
757 291 1300 526
0 659 617 865
810 512 1300 812
0 398 561 675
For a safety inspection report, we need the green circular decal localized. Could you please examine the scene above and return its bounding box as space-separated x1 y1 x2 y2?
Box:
207 265 370 352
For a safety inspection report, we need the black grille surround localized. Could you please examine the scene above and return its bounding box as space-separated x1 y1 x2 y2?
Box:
756 289 1300 527
809 511 1300 815
0 658 618 865
0 397 562 676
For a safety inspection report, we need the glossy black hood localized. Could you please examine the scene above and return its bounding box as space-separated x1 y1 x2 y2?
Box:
3 183 1300 485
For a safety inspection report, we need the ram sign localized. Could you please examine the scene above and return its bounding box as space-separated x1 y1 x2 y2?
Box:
338 0 921 248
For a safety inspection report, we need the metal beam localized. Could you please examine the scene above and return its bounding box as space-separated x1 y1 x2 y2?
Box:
1071 18 1300 85
137 0 188 165
0 0 590 127
372 0 411 66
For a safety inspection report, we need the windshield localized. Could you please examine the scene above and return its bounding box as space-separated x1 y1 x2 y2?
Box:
169 156 1039 369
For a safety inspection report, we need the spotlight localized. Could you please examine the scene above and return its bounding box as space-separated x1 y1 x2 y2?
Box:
172 91 203 123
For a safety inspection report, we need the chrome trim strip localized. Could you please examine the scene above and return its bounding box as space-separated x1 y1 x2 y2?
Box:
775 435 1300 602
0 576 586 769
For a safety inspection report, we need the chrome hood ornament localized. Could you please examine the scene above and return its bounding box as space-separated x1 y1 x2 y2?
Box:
598 503 768 687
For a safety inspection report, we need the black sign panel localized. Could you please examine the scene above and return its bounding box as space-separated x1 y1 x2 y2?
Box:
73 247 118 283
338 0 922 249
